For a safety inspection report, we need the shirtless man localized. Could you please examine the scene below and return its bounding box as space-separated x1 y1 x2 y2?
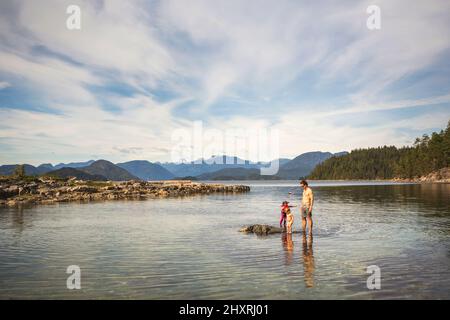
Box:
300 180 314 234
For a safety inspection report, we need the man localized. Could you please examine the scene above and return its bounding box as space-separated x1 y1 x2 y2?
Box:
300 179 314 234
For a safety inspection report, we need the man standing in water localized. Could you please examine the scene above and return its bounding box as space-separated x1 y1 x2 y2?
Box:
300 180 314 234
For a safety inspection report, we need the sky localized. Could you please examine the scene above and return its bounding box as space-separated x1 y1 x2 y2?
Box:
0 0 449 165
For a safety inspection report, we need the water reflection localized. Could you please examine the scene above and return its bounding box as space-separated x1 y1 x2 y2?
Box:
302 234 315 288
281 232 315 288
12 206 25 232
281 233 294 265
1 182 449 299
317 184 450 216
0 206 33 235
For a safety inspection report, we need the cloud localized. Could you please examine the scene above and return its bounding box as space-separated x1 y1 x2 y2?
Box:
205 106 450 162
0 51 99 105
158 0 328 106
0 95 184 164
309 94 450 119
0 81 10 89
0 0 449 165
17 0 174 82
159 0 450 109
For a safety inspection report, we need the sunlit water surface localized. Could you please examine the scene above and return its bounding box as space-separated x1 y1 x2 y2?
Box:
0 181 449 299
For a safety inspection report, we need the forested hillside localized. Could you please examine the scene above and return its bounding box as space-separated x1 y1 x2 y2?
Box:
309 121 450 180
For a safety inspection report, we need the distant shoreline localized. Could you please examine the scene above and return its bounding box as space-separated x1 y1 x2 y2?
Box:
197 178 449 184
176 167 445 183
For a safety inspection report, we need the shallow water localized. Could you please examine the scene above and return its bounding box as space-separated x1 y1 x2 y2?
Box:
0 181 449 299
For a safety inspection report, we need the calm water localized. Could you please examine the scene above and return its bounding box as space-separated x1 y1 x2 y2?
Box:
0 181 449 299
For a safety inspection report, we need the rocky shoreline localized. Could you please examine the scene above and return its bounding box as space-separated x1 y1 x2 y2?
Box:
391 167 450 183
0 177 250 207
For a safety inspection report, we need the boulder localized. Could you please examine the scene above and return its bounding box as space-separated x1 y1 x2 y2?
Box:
239 224 284 235
0 186 20 199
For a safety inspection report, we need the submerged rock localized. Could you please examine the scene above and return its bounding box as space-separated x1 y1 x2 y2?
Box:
239 224 303 235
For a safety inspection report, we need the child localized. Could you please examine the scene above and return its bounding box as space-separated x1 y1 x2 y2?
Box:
279 201 288 228
280 201 295 229
286 206 294 234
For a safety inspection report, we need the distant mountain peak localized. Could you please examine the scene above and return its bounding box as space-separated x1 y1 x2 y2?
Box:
81 160 139 181
276 151 347 179
53 160 95 170
46 167 107 181
116 160 174 181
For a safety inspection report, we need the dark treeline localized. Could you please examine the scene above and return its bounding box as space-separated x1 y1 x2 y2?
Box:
308 121 450 180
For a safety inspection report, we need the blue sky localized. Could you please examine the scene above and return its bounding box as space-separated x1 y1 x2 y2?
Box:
0 0 449 165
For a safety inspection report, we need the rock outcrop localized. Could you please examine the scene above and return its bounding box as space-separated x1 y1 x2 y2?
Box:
392 167 450 183
417 167 450 183
0 177 250 207
239 224 300 235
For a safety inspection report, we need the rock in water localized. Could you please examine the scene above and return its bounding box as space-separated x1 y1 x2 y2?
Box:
239 224 284 235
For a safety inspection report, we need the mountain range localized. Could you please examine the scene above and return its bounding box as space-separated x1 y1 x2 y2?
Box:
196 168 282 180
116 160 174 180
46 167 109 181
81 160 139 181
190 152 347 180
157 155 262 177
53 160 95 170
0 151 347 181
276 151 348 179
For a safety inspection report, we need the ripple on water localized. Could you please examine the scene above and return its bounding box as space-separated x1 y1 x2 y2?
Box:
0 182 449 299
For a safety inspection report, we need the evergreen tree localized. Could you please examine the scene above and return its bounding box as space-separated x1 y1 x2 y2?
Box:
309 121 450 179
14 164 25 178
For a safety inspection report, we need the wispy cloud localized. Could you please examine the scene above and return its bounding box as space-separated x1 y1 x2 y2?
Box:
0 81 10 89
0 0 449 165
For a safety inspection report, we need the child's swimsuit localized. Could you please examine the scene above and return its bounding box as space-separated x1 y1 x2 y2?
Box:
280 205 288 227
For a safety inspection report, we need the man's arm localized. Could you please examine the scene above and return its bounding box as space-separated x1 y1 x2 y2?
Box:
309 190 314 213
